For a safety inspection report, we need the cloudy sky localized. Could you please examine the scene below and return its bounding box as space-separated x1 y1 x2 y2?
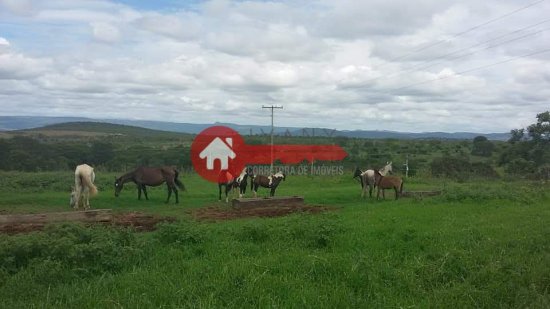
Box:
0 0 549 133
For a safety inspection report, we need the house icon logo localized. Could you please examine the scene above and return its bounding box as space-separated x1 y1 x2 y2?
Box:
191 125 348 183
199 137 236 170
191 126 246 183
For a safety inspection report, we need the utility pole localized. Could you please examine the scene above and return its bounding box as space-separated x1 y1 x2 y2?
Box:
404 154 409 178
262 105 283 173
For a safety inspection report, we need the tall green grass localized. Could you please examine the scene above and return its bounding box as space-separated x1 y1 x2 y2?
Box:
0 172 549 307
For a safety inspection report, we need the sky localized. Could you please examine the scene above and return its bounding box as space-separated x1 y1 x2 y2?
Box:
0 0 549 133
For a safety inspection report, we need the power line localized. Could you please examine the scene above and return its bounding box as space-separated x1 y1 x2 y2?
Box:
383 0 547 64
367 19 550 84
393 48 550 91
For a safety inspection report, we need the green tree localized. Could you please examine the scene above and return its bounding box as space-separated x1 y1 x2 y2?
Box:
500 111 550 177
471 136 494 157
89 142 114 166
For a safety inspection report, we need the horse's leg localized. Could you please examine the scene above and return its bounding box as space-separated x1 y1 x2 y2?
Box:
376 187 381 200
84 188 90 210
394 186 399 200
382 189 386 200
270 187 275 197
173 185 179 204
218 184 222 201
142 185 149 200
137 184 142 200
225 184 231 203
253 184 258 198
369 184 373 198
165 185 172 204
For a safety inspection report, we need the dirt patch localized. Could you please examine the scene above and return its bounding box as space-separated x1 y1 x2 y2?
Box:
188 203 335 221
112 212 176 231
0 212 175 235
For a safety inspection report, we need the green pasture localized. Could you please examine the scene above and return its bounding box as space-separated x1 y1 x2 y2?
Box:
1 171 549 308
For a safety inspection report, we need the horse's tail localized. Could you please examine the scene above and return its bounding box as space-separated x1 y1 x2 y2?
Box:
81 172 98 196
174 169 186 191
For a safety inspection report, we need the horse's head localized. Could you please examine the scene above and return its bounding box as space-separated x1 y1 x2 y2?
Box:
273 171 286 181
114 177 124 197
69 187 76 208
353 167 362 178
245 166 254 176
379 161 393 176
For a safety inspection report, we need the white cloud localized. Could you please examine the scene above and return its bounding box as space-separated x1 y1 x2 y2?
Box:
0 0 33 15
0 53 52 79
0 37 10 46
0 0 549 132
90 22 120 43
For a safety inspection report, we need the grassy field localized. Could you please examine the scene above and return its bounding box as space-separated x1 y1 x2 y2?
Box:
1 171 549 308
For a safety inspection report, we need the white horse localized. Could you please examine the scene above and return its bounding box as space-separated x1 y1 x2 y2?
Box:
354 168 376 198
70 164 98 210
379 161 392 176
353 162 393 198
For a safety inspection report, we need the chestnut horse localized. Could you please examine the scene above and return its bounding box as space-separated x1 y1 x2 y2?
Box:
70 164 98 210
114 166 185 204
374 169 403 200
252 171 286 197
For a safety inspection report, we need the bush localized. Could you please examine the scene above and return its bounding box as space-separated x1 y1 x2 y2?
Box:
0 223 142 279
430 157 499 181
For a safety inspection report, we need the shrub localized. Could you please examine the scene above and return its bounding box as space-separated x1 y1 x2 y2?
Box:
0 223 142 279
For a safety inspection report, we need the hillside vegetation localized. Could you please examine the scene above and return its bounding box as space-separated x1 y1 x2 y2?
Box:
1 112 549 181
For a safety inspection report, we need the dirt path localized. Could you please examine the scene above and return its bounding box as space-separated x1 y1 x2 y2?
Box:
188 204 334 221
1 204 334 234
1 212 175 235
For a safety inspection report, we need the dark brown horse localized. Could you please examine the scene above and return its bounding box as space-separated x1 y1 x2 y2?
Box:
114 166 185 204
252 172 286 197
374 170 403 200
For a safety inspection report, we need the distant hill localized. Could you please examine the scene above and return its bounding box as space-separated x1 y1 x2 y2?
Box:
0 116 510 141
32 122 190 138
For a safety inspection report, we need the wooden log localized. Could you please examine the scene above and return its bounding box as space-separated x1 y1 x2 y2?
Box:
400 191 442 198
0 209 113 225
232 196 304 208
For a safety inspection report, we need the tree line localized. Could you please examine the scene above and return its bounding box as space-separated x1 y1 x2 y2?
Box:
0 111 547 180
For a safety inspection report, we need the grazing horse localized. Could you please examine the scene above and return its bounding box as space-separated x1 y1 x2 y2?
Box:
70 164 98 210
218 166 253 202
252 171 286 197
374 170 403 200
114 166 185 204
353 167 376 198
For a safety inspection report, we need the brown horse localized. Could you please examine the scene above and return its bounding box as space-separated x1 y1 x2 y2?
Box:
374 170 403 200
252 172 286 197
114 166 185 204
